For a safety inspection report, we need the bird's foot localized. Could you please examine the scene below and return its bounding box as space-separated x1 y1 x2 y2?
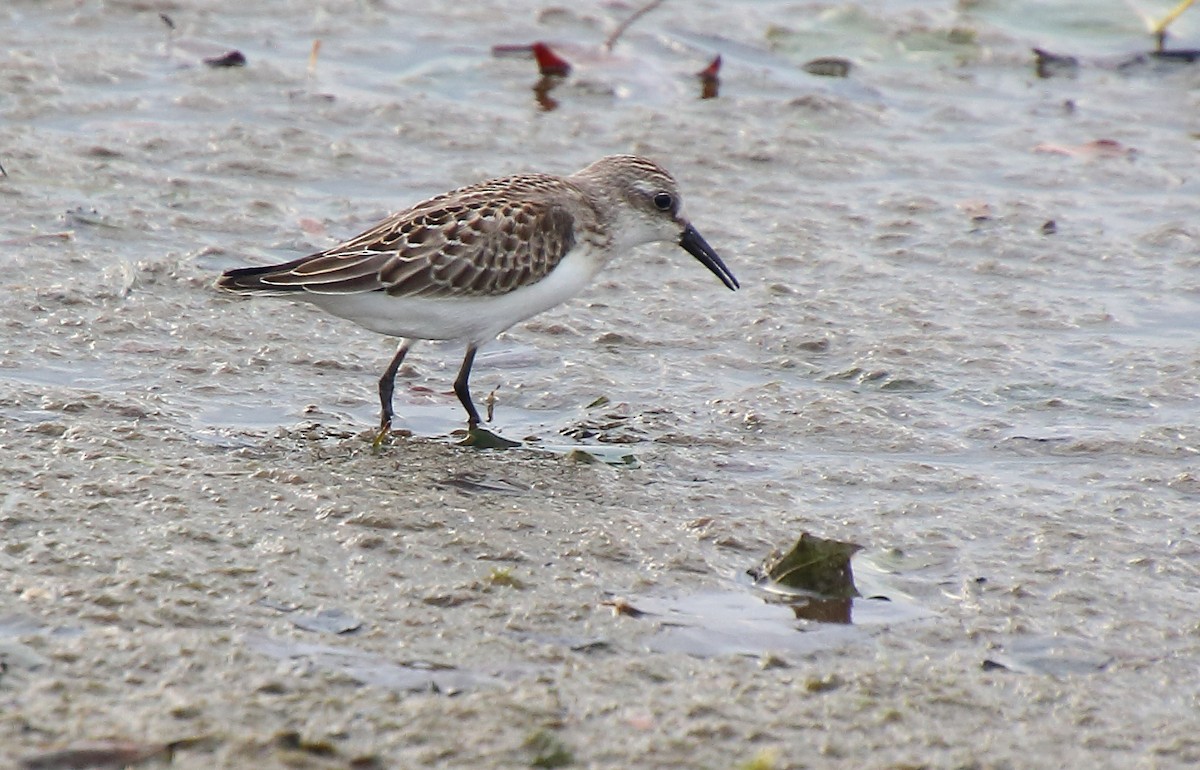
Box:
371 420 393 451
459 426 521 449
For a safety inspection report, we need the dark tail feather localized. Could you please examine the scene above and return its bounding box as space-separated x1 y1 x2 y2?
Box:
216 254 315 293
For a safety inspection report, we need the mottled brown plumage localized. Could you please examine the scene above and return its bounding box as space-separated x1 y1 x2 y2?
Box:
219 175 584 299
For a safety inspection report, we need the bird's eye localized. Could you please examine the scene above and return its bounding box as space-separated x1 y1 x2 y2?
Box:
652 192 674 211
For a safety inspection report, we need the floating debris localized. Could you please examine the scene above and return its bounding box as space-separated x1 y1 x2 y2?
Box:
697 54 721 99
203 50 247 68
267 732 381 767
601 597 647 617
524 730 574 770
159 13 248 69
1034 40 1200 78
802 56 852 78
289 608 363 635
63 206 120 229
486 567 525 589
254 597 300 613
979 635 1112 675
603 0 666 52
1033 138 1135 160
0 231 74 246
957 199 993 223
1032 47 1079 79
737 748 780 770
307 39 321 77
20 738 210 770
484 386 499 423
492 0 696 110
437 472 529 495
287 39 335 101
1150 48 1200 62
250 635 502 694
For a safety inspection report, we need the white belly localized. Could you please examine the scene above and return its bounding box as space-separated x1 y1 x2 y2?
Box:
303 249 601 345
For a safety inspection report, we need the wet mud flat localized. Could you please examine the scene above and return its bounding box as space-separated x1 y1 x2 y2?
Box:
6 416 1196 770
4 0 1200 768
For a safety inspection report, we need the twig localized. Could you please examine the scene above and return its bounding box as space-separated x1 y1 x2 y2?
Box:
307 39 322 78
1147 0 1196 51
0 231 74 246
603 0 666 52
160 12 175 57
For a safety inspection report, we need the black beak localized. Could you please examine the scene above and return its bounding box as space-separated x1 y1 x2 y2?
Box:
679 224 739 291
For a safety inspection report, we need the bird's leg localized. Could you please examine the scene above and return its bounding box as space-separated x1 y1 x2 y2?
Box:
454 344 483 429
373 339 412 445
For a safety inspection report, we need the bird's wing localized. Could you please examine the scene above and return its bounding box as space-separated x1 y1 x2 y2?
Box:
238 196 578 299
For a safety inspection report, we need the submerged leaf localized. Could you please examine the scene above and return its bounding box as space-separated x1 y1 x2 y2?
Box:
802 56 852 77
525 730 574 769
1032 47 1078 79
737 748 780 770
487 567 526 589
290 608 363 635
21 740 173 769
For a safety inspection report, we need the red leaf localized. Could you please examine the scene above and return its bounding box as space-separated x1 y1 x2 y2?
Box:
531 42 571 77
697 54 721 79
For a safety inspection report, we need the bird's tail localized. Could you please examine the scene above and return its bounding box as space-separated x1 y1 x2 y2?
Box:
216 255 314 294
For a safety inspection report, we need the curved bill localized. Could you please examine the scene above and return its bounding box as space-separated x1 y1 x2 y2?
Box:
679 224 739 290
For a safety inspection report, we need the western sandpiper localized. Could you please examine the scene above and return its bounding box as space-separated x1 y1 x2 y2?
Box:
216 154 738 438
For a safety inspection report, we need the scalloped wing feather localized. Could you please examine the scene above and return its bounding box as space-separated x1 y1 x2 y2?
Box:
230 175 580 299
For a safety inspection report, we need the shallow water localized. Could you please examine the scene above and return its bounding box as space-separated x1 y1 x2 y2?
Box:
3 1 1200 768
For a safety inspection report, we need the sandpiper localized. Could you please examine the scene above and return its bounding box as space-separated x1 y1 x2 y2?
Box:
216 154 739 438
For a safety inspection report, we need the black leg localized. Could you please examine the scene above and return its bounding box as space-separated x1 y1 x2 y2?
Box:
378 340 412 431
454 344 483 428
